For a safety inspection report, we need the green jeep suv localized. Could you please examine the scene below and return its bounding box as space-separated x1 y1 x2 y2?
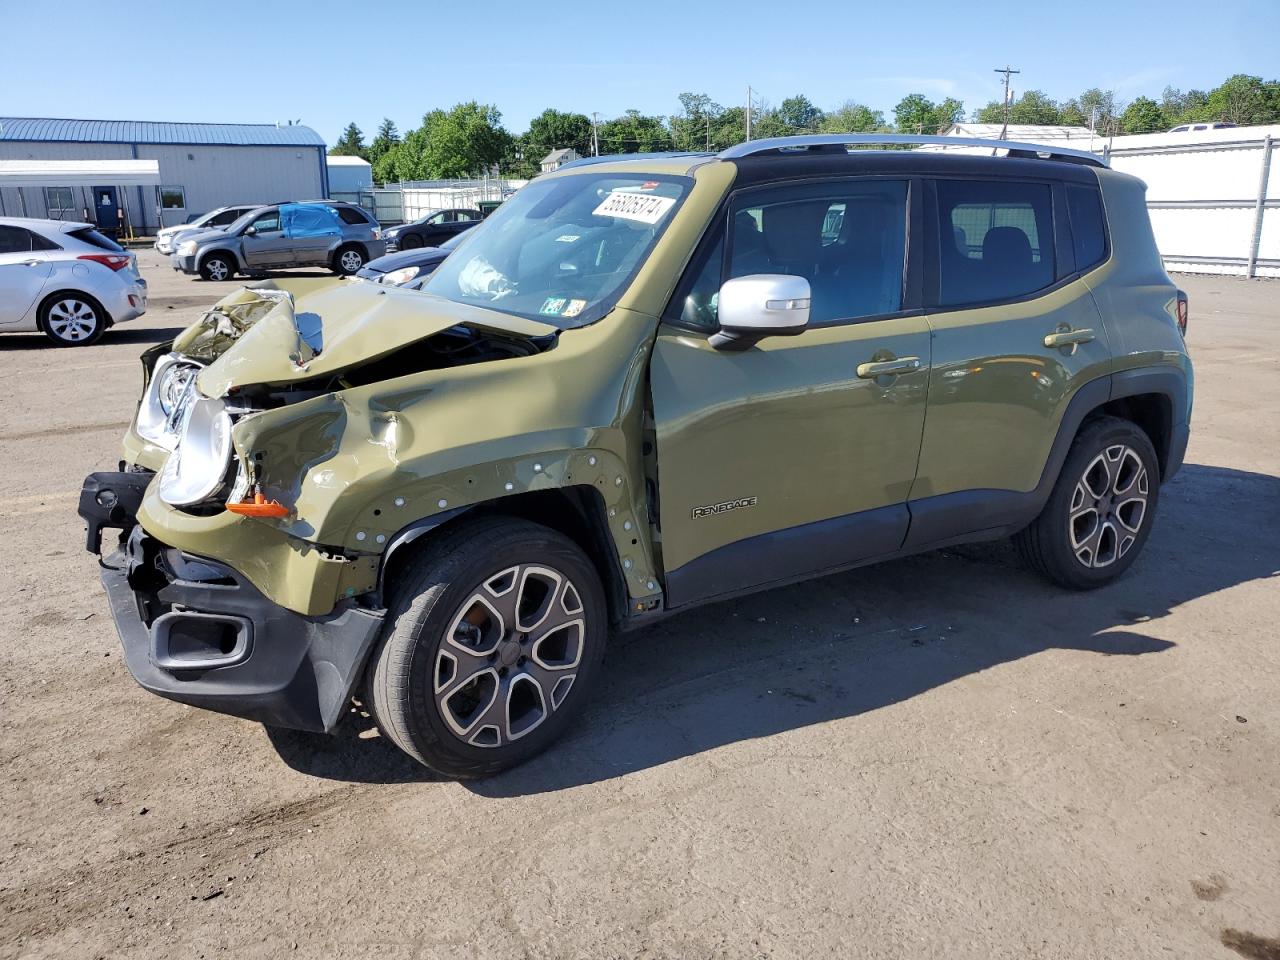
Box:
80 135 1192 778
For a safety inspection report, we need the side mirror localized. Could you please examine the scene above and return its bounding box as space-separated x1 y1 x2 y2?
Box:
710 274 811 350
244 226 257 236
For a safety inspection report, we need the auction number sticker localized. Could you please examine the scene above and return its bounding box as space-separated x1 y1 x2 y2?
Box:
592 190 677 225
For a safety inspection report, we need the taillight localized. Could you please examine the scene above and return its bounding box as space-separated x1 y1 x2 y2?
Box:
1175 290 1189 336
78 254 131 272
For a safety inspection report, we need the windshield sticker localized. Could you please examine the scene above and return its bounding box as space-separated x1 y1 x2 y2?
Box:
592 191 677 225
640 181 660 191
555 234 581 243
562 299 587 318
540 297 568 316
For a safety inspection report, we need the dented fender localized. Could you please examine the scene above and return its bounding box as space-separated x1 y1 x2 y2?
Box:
140 306 665 616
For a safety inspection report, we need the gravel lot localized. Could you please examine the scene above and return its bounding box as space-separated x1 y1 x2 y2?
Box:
1 252 1277 960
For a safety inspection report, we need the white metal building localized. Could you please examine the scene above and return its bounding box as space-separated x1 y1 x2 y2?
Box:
327 155 372 194
0 117 329 233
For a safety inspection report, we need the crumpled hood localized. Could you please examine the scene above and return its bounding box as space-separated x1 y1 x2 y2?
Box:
175 278 558 397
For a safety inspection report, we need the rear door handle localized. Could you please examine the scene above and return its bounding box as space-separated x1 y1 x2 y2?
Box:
856 357 922 378
1043 328 1095 348
22 258 44 267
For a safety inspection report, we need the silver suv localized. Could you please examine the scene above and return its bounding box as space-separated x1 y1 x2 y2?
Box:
171 201 385 281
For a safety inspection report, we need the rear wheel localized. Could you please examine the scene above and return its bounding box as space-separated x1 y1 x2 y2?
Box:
199 253 235 282
40 293 106 346
366 518 607 778
1016 416 1160 589
334 245 366 275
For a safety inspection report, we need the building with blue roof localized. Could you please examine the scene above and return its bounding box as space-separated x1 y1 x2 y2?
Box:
0 117 329 234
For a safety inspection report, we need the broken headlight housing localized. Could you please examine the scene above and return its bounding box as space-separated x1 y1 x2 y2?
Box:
157 396 234 507
136 353 205 452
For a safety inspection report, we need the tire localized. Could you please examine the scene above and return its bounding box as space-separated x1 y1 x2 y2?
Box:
366 517 607 778
400 234 424 250
1015 415 1160 589
334 245 366 275
39 292 107 346
199 253 236 282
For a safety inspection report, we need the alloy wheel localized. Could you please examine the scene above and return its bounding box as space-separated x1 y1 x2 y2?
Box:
435 564 585 748
206 259 230 281
339 250 363 273
46 299 100 342
1069 443 1149 568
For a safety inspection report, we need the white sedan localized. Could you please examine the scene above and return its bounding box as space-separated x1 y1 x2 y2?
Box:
154 205 258 254
0 218 147 346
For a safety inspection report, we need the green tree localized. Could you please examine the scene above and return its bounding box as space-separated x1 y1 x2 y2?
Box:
597 110 670 153
671 92 724 151
1205 74 1280 125
330 122 367 158
367 117 400 172
1161 87 1210 126
819 101 887 133
709 106 747 150
526 108 594 156
407 102 511 178
777 94 824 131
894 94 963 134
1120 96 1166 134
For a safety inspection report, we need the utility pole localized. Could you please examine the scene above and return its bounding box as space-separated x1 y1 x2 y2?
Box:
591 112 600 156
746 86 753 141
994 65 1020 139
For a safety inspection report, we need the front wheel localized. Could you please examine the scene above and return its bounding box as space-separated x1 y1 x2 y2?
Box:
1016 416 1160 589
366 518 607 778
199 254 235 282
400 233 424 250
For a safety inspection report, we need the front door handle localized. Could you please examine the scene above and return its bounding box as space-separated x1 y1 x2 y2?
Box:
856 357 922 379
1043 327 1095 349
22 258 44 267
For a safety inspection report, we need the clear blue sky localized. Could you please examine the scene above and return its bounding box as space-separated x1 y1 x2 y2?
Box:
7 0 1277 142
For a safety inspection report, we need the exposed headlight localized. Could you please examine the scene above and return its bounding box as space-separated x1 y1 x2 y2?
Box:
135 353 204 451
158 397 234 507
177 240 198 256
382 265 420 286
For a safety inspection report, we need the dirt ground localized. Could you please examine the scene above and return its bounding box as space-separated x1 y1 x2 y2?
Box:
1 252 1277 960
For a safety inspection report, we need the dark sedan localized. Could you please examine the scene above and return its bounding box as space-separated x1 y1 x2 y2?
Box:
383 208 484 251
355 232 466 289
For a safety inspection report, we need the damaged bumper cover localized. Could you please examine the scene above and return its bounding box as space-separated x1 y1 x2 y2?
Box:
82 472 384 733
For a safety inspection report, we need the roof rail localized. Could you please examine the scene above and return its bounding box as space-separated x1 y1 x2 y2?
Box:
556 150 712 171
718 134 1107 167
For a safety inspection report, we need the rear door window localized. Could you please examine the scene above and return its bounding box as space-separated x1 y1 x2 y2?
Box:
283 204 342 237
0 225 34 254
936 179 1055 307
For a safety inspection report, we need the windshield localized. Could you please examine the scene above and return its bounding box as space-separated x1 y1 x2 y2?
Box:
421 173 690 328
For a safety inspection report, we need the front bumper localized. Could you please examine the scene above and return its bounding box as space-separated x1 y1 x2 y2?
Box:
171 253 198 274
81 472 385 733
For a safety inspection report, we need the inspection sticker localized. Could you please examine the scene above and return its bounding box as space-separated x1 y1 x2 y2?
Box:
540 297 568 315
562 298 588 318
592 190 676 225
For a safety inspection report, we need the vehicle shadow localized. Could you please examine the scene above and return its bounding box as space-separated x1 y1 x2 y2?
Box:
0 326 187 351
265 463 1280 792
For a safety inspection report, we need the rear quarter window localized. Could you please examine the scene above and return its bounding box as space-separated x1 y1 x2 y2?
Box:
68 227 125 252
1066 184 1108 271
335 206 373 226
